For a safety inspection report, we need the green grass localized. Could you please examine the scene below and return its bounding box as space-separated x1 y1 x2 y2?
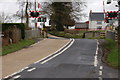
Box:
104 39 120 68
48 31 84 39
1 39 35 56
48 30 105 39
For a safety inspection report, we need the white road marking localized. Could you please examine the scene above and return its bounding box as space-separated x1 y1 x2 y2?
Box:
41 39 75 64
27 68 36 72
33 39 73 64
100 66 103 70
3 39 71 79
98 77 103 80
94 40 99 67
13 75 21 79
4 67 29 79
94 55 98 67
99 71 103 75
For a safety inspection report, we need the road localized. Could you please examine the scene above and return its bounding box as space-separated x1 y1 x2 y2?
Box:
3 39 119 80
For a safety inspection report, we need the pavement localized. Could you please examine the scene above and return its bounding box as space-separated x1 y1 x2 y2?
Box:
1 35 70 78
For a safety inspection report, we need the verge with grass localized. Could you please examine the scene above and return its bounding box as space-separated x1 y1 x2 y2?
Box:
48 30 105 39
48 31 85 39
103 39 120 69
1 39 35 56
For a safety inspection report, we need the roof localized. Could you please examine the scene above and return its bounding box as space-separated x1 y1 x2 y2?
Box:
75 23 88 29
90 13 104 21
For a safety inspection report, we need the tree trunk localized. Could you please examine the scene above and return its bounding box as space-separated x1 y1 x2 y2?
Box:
25 0 29 28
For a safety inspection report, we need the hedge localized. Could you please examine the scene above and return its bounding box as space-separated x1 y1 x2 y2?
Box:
2 23 25 39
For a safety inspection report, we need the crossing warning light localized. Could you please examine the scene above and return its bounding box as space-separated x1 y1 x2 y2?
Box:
106 11 118 19
38 17 46 22
30 12 39 17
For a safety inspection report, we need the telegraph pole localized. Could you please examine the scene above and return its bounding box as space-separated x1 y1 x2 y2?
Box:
118 1 120 55
35 0 37 29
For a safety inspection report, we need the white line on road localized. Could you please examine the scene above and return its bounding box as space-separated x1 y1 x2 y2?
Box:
99 71 103 75
98 77 103 80
94 39 99 67
94 55 98 67
3 39 72 79
27 68 36 72
41 39 75 64
100 66 103 70
4 67 29 79
13 75 21 79
34 39 73 64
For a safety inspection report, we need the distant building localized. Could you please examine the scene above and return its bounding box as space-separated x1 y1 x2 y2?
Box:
75 21 89 29
89 11 106 30
89 11 118 30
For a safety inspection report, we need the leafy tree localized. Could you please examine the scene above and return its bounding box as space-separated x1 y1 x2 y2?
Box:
42 1 86 31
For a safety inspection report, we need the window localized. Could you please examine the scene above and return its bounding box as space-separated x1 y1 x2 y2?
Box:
97 21 102 24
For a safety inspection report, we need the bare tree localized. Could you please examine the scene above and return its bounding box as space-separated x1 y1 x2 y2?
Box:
14 0 33 28
0 12 13 23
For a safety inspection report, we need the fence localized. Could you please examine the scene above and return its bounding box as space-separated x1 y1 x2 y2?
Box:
106 31 118 41
25 30 47 39
84 32 100 38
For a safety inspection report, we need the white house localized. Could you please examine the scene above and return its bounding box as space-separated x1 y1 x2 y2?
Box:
89 11 118 30
89 11 107 30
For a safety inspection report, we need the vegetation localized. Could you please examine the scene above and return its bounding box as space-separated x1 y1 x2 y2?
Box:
43 1 86 31
1 39 35 56
49 31 86 38
48 30 106 39
2 23 25 39
103 39 119 69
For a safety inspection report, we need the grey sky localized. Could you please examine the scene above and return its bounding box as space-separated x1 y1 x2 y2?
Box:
0 0 118 22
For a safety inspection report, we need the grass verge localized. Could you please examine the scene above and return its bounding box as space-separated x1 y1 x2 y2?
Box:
103 39 120 69
48 31 105 39
1 39 35 56
48 31 85 39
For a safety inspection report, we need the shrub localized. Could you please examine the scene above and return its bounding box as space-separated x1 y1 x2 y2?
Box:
2 23 25 39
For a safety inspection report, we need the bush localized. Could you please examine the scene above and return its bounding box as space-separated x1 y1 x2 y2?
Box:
2 23 25 39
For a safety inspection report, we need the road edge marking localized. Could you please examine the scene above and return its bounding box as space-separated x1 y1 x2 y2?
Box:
41 39 75 64
27 68 36 72
94 39 99 67
34 39 73 64
3 39 72 79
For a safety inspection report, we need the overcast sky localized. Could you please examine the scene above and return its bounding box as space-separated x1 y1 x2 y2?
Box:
0 0 118 22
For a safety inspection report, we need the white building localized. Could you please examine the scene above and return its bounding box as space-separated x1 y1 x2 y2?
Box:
89 12 107 30
89 11 118 30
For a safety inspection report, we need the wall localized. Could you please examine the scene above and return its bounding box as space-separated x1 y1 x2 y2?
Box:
25 30 47 39
89 20 107 29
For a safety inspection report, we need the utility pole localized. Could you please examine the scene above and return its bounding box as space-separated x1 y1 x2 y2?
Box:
21 7 23 23
35 0 37 29
118 1 120 53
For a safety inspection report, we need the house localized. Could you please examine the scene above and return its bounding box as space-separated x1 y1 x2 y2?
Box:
89 11 107 30
75 21 89 30
89 11 118 30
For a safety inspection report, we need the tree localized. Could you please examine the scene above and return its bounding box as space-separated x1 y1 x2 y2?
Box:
0 12 13 23
42 1 86 31
15 0 33 28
